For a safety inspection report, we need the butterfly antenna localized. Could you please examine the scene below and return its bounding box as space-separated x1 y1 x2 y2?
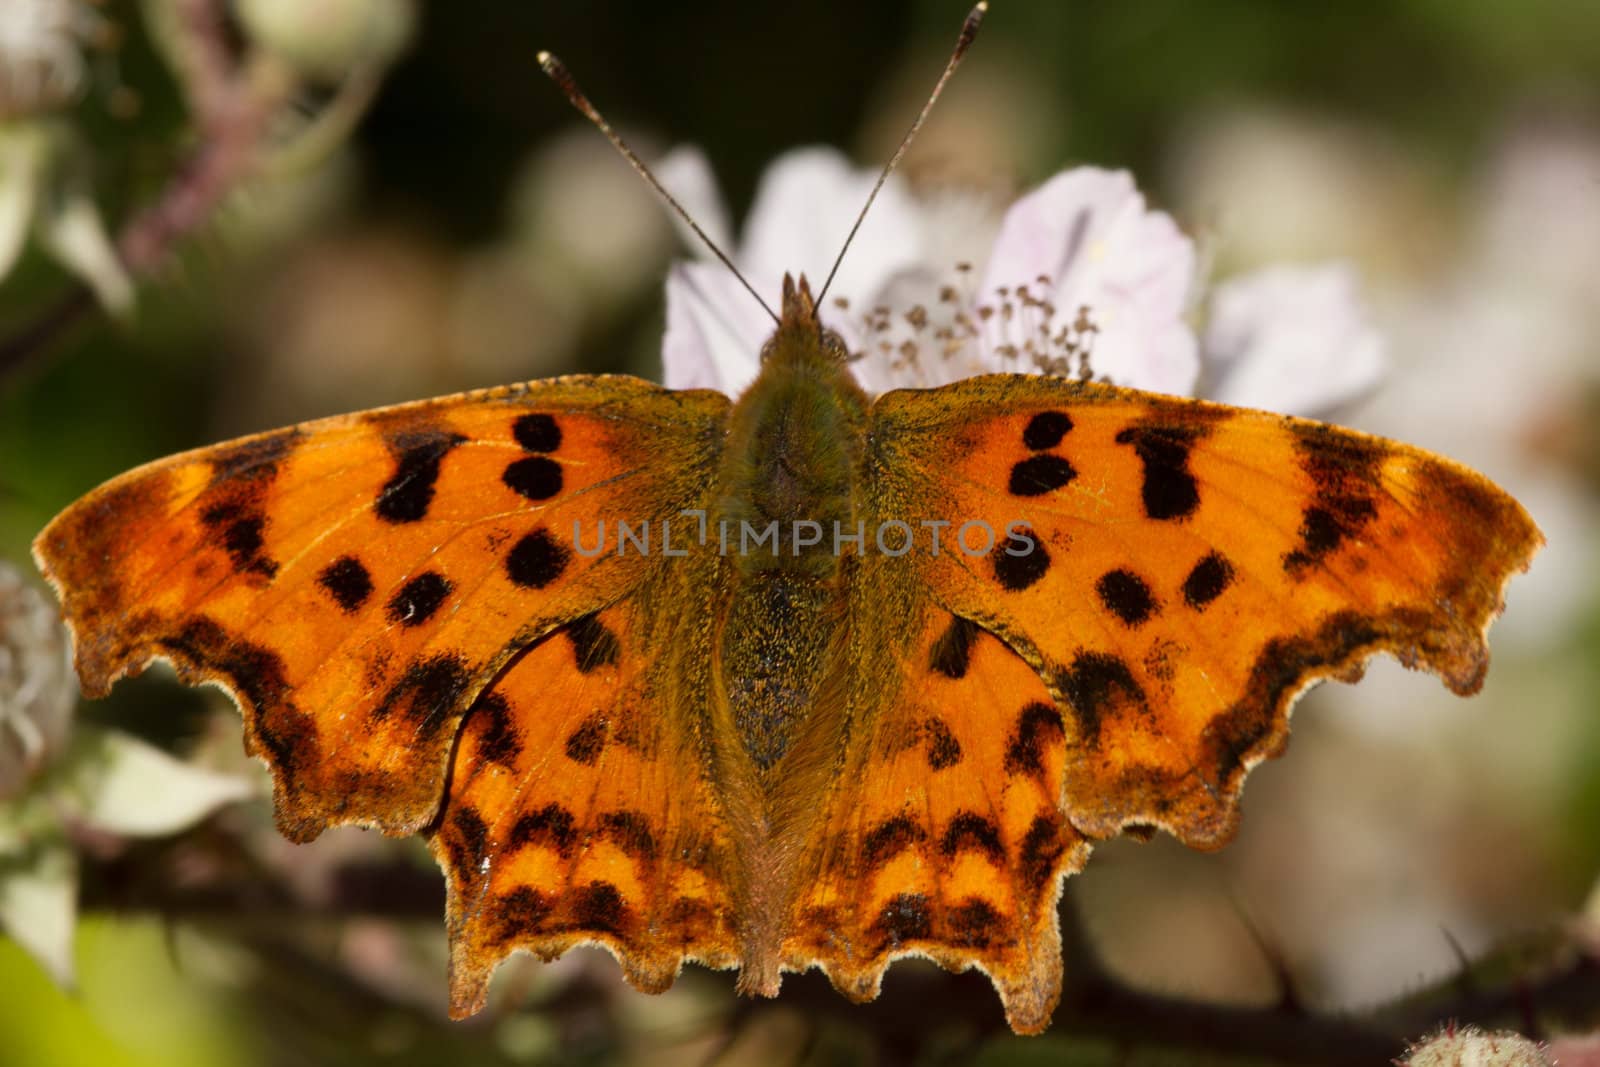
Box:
538 51 780 326
814 1 988 311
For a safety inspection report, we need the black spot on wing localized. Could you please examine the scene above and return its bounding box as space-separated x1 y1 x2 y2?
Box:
564 713 607 765
862 815 925 870
1057 651 1144 746
468 692 522 766
1019 811 1068 892
1004 702 1065 777
206 429 300 487
1023 410 1073 451
1183 551 1235 609
572 880 628 935
1282 425 1383 578
502 456 563 502
1008 454 1077 497
373 654 471 739
1115 423 1204 521
993 528 1050 591
375 429 466 524
940 812 1004 863
488 886 554 943
509 803 577 858
442 807 489 878
949 897 1003 949
318 556 373 612
923 717 962 770
507 528 569 588
200 502 277 579
1096 568 1158 626
928 615 980 679
387 571 452 627
564 613 620 673
512 413 561 453
874 893 932 948
597 811 658 860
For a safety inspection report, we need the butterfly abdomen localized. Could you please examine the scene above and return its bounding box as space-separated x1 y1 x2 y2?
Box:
712 305 869 770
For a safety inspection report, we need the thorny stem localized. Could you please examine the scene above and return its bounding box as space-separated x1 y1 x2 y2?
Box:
166 0 236 123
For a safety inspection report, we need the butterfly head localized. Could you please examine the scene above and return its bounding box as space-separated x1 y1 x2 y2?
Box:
763 273 851 367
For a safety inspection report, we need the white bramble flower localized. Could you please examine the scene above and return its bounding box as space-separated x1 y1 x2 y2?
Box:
658 146 1384 417
0 118 132 312
0 0 104 119
1202 261 1385 417
1402 1025 1549 1067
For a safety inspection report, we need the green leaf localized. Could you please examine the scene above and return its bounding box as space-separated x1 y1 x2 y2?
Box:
0 839 78 990
60 728 255 838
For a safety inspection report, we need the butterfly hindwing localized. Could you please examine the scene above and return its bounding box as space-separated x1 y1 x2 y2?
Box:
34 375 731 843
436 590 741 1016
783 598 1090 1034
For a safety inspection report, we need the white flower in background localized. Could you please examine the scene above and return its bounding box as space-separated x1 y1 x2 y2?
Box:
657 146 1381 414
0 119 133 312
0 563 256 987
236 0 417 83
1202 262 1385 417
0 0 103 119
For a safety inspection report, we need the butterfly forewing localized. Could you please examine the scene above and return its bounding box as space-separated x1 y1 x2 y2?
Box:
34 375 731 842
867 375 1542 847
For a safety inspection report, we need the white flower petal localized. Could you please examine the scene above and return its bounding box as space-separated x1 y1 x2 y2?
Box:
740 146 924 302
0 839 77 989
61 727 254 838
0 562 75 800
655 144 734 259
36 169 133 314
1202 262 1385 417
662 261 769 393
980 167 1199 394
0 128 41 281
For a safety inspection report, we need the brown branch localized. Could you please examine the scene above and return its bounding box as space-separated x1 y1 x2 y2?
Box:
167 0 236 122
73 833 1600 1065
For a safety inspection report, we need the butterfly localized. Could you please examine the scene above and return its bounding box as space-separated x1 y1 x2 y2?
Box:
30 6 1542 1037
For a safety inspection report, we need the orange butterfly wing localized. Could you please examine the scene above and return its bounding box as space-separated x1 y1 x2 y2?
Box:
782 598 1089 1033
780 374 1540 1032
33 375 729 846
34 365 1543 1032
435 592 741 1015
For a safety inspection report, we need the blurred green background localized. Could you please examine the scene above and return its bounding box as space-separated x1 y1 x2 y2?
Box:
1 1 1598 1064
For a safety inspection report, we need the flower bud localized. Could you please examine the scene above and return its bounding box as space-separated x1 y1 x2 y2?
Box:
236 0 417 83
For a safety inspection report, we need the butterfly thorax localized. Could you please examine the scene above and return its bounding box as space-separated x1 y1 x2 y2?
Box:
713 275 869 773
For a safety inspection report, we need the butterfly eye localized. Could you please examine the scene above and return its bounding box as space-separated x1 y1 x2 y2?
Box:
820 327 851 361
